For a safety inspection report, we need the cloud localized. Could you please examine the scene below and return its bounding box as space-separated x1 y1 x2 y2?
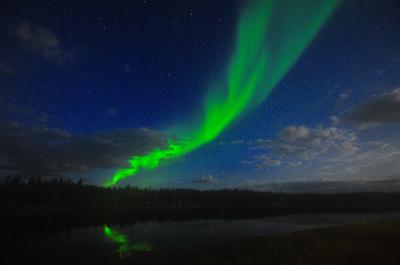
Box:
15 22 73 64
317 140 400 179
219 139 246 146
247 124 400 180
245 179 400 193
345 88 400 126
230 139 245 145
336 92 349 107
193 175 219 184
0 120 167 177
339 92 348 100
34 112 50 123
242 155 281 170
0 62 16 75
0 97 31 116
255 125 358 162
105 108 118 117
330 115 340 125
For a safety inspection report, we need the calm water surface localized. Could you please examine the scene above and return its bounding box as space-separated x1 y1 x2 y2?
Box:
14 212 400 254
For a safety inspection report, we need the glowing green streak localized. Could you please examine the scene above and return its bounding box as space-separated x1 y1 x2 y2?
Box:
104 225 151 254
105 0 340 187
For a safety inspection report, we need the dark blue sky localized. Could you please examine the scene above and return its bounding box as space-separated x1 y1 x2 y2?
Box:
1 0 400 189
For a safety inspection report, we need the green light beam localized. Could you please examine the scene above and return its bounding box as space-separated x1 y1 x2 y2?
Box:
104 0 340 187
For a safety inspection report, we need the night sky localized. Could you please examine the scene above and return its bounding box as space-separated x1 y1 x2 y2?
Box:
1 0 400 190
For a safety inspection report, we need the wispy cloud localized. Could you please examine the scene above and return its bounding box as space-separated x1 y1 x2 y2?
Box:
15 22 73 65
0 62 16 75
242 155 281 170
245 179 400 193
254 125 358 162
336 92 349 107
193 175 220 184
0 120 166 177
0 97 31 116
105 108 118 117
245 124 400 180
219 139 246 146
345 88 400 127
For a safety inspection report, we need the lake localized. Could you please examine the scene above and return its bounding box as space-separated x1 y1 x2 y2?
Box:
7 211 400 261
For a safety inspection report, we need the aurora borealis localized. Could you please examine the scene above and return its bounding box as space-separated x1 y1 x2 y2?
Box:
104 225 151 254
104 0 340 187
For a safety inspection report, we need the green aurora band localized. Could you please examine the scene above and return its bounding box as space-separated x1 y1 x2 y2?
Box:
104 0 340 187
104 225 152 254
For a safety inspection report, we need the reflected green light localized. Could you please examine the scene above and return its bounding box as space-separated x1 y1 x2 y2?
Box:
104 0 340 187
104 225 151 254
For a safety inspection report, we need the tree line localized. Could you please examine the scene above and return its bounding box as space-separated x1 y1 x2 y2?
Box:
2 176 400 208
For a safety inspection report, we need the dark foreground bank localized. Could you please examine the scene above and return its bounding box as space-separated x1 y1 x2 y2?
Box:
185 221 400 265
